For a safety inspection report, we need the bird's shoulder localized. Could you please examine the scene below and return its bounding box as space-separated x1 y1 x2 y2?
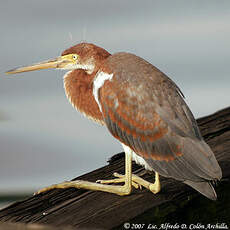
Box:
103 52 164 83
102 52 184 98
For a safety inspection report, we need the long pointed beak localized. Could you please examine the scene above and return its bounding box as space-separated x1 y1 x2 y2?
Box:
5 55 73 74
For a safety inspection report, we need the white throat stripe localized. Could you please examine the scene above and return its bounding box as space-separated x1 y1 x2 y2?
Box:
93 71 113 112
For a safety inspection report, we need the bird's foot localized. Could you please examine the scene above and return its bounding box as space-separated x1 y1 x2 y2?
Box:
97 172 161 194
96 172 142 190
34 151 134 196
34 179 132 196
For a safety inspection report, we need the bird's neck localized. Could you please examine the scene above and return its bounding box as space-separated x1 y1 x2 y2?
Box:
63 69 105 125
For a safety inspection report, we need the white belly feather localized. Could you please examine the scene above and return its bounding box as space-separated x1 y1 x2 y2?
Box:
122 144 153 171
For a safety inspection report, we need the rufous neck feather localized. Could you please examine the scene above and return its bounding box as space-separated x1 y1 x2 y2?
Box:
63 69 105 125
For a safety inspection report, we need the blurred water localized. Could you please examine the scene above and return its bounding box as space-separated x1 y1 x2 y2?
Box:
0 0 229 193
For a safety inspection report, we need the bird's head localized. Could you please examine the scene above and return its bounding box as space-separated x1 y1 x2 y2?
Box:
6 43 110 75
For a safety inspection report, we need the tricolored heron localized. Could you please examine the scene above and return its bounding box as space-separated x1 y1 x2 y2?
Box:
6 43 222 200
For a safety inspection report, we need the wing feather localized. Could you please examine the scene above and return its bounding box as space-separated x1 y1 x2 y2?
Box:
98 52 222 182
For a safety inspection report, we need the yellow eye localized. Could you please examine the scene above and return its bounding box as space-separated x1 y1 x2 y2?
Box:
72 54 78 60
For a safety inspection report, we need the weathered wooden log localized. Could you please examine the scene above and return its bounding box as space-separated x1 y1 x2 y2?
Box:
0 222 74 230
0 107 230 230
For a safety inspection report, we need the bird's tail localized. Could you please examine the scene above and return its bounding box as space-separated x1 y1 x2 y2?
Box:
184 180 217 200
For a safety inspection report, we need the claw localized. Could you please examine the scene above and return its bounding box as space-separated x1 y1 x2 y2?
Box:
113 172 122 177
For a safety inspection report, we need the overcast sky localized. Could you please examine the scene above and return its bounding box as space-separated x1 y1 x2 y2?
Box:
0 0 229 193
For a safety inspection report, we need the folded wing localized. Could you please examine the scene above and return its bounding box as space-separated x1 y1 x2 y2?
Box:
97 53 222 196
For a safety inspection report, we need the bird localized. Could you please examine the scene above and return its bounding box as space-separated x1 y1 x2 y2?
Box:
6 42 222 200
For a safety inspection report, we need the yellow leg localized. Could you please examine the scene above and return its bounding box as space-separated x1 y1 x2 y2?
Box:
35 151 132 196
98 172 161 194
96 176 141 189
